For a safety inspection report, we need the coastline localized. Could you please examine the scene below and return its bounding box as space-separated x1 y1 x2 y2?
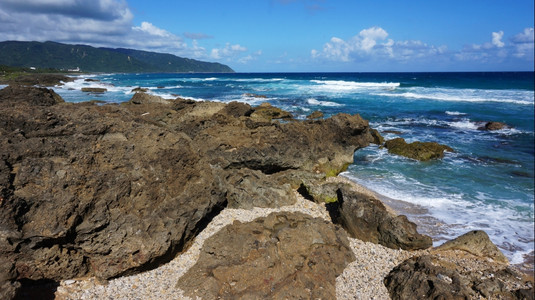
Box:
337 174 535 277
53 176 533 299
1 76 532 298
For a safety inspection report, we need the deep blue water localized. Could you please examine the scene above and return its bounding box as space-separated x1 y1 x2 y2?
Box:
50 72 534 265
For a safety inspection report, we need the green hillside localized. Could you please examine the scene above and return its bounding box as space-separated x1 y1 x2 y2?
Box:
0 41 234 73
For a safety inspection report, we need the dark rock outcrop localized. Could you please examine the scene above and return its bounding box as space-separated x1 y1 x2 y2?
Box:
5 74 74 86
250 102 293 121
81 87 107 93
384 137 453 161
384 231 533 300
329 185 432 250
0 85 378 296
478 121 509 131
307 110 324 119
176 212 355 299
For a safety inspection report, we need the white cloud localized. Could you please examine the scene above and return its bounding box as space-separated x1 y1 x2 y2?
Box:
133 22 172 38
511 28 534 58
237 50 262 64
492 31 505 48
312 26 445 63
210 43 247 60
359 27 388 52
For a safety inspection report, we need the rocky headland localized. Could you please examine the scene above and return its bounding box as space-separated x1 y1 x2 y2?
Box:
0 77 532 299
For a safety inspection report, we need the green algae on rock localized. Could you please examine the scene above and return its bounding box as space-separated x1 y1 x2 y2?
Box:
384 137 453 161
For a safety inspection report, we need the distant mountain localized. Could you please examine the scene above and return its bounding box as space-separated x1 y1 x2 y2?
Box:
0 41 234 73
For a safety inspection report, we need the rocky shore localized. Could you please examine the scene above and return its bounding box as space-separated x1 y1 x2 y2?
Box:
0 77 533 299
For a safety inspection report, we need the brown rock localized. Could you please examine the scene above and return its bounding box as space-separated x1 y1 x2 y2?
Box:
250 102 293 121
0 84 64 107
307 110 324 119
243 92 268 98
7 74 74 86
332 185 432 250
479 121 509 131
81 87 107 93
384 253 533 300
131 87 149 93
176 212 355 299
384 137 453 161
128 92 169 105
435 230 508 264
0 85 378 297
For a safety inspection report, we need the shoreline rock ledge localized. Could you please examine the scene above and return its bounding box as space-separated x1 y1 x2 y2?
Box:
0 86 382 298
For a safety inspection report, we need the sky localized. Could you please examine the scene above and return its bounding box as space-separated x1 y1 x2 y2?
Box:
0 0 533 72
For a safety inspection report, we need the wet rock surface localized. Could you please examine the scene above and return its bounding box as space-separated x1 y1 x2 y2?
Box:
0 85 377 297
384 137 454 161
176 212 355 299
325 184 432 250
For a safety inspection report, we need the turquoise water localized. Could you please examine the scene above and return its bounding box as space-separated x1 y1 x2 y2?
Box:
53 72 534 264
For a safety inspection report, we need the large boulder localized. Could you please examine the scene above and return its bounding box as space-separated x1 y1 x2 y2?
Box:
478 121 509 131
176 212 355 299
384 231 533 300
435 230 508 264
0 84 64 107
328 185 432 250
250 102 293 121
384 137 453 161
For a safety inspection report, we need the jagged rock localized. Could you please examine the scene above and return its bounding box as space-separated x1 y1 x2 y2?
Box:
384 137 453 161
370 128 384 145
81 87 107 93
0 84 64 107
176 212 355 299
128 92 169 105
478 121 509 131
219 101 254 118
0 86 377 296
435 230 508 264
250 102 293 121
220 168 296 209
6 74 74 86
384 253 533 300
331 185 432 250
307 110 324 119
243 92 268 98
131 87 149 93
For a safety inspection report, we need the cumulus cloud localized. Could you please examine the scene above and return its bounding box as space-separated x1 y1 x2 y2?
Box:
492 31 505 47
210 43 247 60
455 29 533 63
511 28 534 58
312 26 446 63
0 0 133 43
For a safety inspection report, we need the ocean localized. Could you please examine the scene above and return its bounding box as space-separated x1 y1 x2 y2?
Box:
51 72 534 267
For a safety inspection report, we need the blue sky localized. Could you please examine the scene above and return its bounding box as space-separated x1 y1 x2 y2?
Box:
0 0 533 72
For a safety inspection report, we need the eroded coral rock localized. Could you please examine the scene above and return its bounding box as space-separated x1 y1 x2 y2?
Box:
176 212 355 299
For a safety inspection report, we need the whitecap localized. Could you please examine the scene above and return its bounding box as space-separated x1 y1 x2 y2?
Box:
310 80 400 92
445 111 467 116
307 98 344 107
376 87 534 105
448 119 479 130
